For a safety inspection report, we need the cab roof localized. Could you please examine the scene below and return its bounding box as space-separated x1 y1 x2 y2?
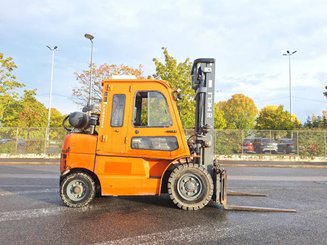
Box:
102 79 171 89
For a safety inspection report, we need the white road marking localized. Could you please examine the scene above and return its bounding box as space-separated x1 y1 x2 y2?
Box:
0 207 67 222
0 185 54 187
94 209 326 245
0 207 260 243
94 225 238 245
0 174 58 179
229 176 327 181
0 203 114 223
0 188 58 196
0 205 106 222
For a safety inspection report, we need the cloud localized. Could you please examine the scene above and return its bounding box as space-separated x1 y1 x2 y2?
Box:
1 0 326 122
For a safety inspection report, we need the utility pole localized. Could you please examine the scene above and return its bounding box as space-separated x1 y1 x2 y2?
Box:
283 50 297 122
84 33 94 108
44 45 57 155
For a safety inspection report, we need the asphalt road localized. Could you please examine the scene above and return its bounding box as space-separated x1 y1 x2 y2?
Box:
0 163 326 245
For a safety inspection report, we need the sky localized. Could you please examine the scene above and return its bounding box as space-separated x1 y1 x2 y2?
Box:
1 0 326 123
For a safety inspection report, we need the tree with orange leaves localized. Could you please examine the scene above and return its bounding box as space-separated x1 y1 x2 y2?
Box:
73 63 144 107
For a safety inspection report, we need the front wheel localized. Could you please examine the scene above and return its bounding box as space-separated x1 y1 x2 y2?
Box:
60 172 96 208
168 163 213 210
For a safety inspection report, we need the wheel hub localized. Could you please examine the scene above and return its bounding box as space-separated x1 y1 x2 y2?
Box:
185 181 196 192
73 186 82 194
177 174 203 201
66 180 87 201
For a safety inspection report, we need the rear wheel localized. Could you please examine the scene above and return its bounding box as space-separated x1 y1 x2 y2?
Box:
168 163 213 210
60 172 95 208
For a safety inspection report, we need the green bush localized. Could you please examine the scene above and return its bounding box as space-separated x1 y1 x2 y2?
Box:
215 130 243 154
298 131 325 157
0 141 16 154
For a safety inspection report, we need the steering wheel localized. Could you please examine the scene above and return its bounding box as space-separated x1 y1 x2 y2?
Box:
62 115 73 132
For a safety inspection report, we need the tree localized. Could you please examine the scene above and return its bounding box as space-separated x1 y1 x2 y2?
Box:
214 103 226 129
312 114 319 128
18 89 47 128
219 94 257 129
0 52 24 125
1 98 22 127
255 105 301 130
50 108 65 127
153 48 195 128
73 63 144 107
1 52 65 130
304 113 327 129
303 116 313 128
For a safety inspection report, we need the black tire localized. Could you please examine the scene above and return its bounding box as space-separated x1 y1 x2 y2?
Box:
167 163 213 210
60 172 96 208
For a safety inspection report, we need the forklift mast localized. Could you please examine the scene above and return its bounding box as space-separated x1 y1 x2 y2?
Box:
191 58 216 172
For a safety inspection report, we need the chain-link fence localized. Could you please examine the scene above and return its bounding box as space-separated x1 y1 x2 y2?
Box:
214 129 327 157
1 127 327 157
0 127 66 155
185 129 327 158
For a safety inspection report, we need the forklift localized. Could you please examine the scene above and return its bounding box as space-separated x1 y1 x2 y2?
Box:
60 58 295 212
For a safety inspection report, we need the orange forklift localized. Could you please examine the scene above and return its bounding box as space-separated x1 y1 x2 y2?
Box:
60 58 295 212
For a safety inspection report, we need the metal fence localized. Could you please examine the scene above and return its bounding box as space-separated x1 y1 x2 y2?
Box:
1 127 327 157
0 127 66 155
187 129 326 158
213 129 327 157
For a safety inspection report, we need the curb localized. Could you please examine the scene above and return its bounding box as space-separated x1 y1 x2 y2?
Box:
219 160 327 168
221 163 327 169
217 155 327 162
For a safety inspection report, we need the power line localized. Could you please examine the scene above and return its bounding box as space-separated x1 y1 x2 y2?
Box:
37 93 73 99
293 96 326 103
254 96 289 103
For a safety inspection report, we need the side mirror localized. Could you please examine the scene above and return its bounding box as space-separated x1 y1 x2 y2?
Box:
173 89 183 101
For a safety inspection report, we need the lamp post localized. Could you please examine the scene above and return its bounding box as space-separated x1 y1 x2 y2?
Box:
84 33 94 107
283 50 297 122
44 45 57 155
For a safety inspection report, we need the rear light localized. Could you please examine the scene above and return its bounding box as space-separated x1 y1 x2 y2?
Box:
60 153 67 172
62 147 70 154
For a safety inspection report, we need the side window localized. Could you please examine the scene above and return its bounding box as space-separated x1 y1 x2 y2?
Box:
131 136 179 151
110 94 126 127
133 91 172 127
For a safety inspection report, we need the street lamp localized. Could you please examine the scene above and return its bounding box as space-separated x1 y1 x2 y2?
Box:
84 33 94 108
283 50 297 122
45 45 57 154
